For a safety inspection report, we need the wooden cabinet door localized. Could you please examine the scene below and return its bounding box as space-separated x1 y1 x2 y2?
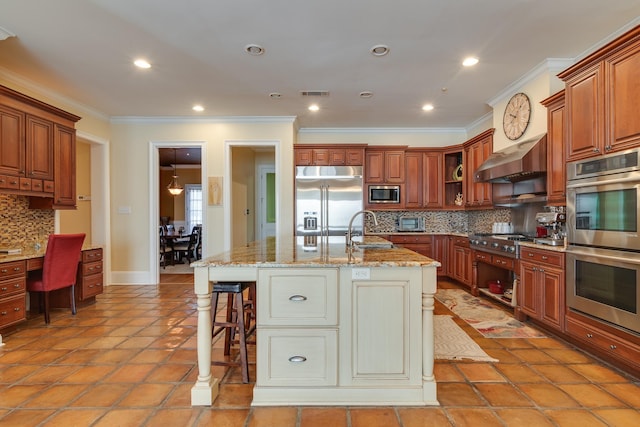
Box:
543 91 566 205
519 261 539 318
566 63 604 161
328 149 346 165
540 266 564 330
365 151 384 183
606 42 640 152
0 105 25 176
423 152 443 209
295 148 313 165
345 148 364 165
404 152 422 208
464 136 492 208
432 235 447 276
25 115 54 180
312 149 330 165
53 124 76 208
384 151 405 183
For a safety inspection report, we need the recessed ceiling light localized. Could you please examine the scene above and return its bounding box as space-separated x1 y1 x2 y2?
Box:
462 56 479 67
245 44 265 55
308 104 320 112
269 92 282 99
133 58 151 69
192 105 204 112
422 104 434 111
370 45 389 56
359 91 374 98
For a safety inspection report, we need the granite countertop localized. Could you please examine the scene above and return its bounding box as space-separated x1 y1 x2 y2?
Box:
0 244 103 263
191 236 440 268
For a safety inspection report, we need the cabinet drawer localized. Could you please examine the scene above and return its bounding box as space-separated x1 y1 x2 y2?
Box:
389 235 432 244
19 177 32 191
257 329 337 386
82 248 103 263
491 253 515 270
566 316 640 368
4 176 19 190
82 260 102 276
43 180 54 193
520 248 564 267
0 261 26 279
258 269 338 326
0 294 26 327
0 276 25 298
80 273 103 299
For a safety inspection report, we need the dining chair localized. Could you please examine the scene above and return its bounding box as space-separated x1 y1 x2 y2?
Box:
174 225 201 264
26 233 85 324
159 226 173 268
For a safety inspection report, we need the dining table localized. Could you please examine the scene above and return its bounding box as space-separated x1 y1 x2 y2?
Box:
162 231 192 264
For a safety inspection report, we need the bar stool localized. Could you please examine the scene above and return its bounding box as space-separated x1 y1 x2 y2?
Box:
211 281 256 383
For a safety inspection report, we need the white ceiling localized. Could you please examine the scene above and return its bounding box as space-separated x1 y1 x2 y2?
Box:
0 0 638 129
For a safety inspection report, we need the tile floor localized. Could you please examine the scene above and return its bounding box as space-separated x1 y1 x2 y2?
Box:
0 276 638 427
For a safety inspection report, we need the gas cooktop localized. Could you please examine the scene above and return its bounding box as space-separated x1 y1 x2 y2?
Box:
469 234 535 258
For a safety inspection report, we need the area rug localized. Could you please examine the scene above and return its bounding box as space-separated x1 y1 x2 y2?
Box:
435 289 546 338
434 315 498 362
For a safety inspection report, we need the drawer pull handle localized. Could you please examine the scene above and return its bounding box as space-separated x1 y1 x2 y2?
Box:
586 333 593 338
288 356 307 363
1 287 6 291
1 311 6 315
14 307 20 311
14 284 20 288
610 345 617 350
1 269 7 273
528 253 534 257
541 256 548 260
289 295 307 302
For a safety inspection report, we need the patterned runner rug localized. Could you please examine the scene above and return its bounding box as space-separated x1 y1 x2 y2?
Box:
434 315 498 362
436 288 546 338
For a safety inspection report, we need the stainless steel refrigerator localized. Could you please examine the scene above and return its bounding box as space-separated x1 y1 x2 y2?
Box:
295 166 364 237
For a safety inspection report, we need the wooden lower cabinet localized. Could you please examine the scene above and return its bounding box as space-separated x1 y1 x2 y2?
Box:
0 260 27 329
78 248 104 300
388 234 432 257
432 235 447 276
448 236 471 287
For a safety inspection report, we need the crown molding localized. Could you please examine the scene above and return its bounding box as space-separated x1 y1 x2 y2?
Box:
0 26 15 40
110 116 297 124
298 127 466 134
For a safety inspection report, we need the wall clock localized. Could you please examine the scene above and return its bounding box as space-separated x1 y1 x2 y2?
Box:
502 92 531 140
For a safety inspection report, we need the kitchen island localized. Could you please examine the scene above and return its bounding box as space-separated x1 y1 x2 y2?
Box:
190 236 440 406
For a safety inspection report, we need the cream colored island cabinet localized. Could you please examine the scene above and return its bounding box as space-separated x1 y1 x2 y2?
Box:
190 236 439 407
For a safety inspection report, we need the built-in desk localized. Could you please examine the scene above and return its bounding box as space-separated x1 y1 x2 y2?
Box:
0 246 103 331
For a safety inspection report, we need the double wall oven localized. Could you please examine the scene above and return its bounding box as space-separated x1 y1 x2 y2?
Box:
566 147 640 334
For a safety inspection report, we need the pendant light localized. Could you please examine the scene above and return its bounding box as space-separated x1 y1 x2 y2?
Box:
167 148 184 196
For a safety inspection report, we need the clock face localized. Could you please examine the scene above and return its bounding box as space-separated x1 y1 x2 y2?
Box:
503 92 531 140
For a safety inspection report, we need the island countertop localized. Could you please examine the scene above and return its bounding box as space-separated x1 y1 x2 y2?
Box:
191 235 440 268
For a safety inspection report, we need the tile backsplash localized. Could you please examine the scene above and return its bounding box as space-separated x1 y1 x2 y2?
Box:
366 209 511 234
0 194 55 249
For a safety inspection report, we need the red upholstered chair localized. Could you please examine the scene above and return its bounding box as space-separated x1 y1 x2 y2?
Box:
27 233 86 324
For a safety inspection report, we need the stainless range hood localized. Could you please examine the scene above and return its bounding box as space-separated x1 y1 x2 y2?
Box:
475 134 547 183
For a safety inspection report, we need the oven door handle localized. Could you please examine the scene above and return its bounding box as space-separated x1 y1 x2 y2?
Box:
567 245 640 265
567 174 640 189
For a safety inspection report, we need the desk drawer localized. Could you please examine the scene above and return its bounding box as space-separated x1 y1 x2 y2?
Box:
0 261 26 279
82 261 103 276
0 294 26 327
258 269 338 326
82 248 103 263
80 273 103 300
257 329 337 386
0 276 26 298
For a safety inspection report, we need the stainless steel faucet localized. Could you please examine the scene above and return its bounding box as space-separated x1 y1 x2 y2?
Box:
346 210 378 249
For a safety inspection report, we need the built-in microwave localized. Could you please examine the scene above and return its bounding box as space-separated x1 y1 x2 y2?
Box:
368 185 400 204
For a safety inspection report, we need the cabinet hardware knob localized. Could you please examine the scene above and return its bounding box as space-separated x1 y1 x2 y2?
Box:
610 345 617 350
289 295 307 302
541 256 548 260
13 267 20 272
1 311 7 315
1 287 6 291
14 284 20 288
528 253 534 257
14 307 20 311
539 269 544 272
288 356 307 363
1 269 7 273
586 333 593 338
533 267 537 271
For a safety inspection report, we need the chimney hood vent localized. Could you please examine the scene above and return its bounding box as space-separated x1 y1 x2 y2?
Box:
475 134 547 183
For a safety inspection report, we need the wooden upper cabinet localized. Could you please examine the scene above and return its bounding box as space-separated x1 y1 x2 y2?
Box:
53 124 76 208
541 90 566 206
560 26 640 161
294 145 365 166
404 151 422 208
26 115 54 180
364 148 405 184
423 151 443 209
0 105 25 176
463 129 493 209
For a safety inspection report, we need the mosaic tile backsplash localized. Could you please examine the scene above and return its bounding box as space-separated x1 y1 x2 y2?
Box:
0 194 55 250
365 209 511 234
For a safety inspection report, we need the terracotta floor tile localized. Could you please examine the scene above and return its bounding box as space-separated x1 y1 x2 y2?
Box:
600 383 640 407
397 407 453 427
456 363 507 382
482 349 523 364
54 349 102 364
92 409 154 427
103 363 156 383
509 348 558 364
70 383 132 407
21 349 70 364
0 384 49 406
115 336 158 349
300 407 348 427
0 409 55 426
532 364 589 384
145 408 203 427
117 383 175 407
494 408 555 426
350 408 400 427
557 383 629 408
474 383 534 407
0 349 41 363
248 406 298 427
60 365 116 384
545 348 595 364
50 337 98 350
568 363 630 383
445 408 503 427
196 409 249 427
516 383 581 408
0 365 41 384
543 409 609 427
213 383 254 408
91 349 136 364
23 384 89 408
491 338 535 349
105 325 145 337
494 363 547 383
21 365 79 384
593 409 640 427
436 383 484 406
434 363 465 382
42 408 106 427
146 364 193 382
527 337 571 350
128 348 173 363
162 383 194 407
